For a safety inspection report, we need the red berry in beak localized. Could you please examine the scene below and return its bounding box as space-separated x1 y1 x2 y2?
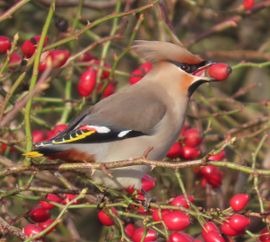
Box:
208 63 231 81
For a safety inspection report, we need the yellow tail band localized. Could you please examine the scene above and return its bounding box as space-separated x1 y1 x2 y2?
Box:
23 151 43 158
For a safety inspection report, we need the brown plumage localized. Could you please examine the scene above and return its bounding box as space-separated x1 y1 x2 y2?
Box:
132 40 203 64
25 40 219 189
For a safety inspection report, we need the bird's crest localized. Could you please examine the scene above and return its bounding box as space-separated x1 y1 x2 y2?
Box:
132 40 203 65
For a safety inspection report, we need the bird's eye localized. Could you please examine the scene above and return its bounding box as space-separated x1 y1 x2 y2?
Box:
179 64 192 73
170 61 201 73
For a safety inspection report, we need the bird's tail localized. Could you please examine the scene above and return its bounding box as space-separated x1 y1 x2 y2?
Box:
23 150 44 158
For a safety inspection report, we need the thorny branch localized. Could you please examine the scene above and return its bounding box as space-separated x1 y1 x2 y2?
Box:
1 155 270 179
0 0 270 241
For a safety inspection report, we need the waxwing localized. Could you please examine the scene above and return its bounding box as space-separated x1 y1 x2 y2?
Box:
25 40 231 189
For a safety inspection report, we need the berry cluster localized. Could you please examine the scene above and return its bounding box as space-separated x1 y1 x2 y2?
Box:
0 33 261 242
77 53 115 98
23 193 79 239
129 62 152 84
0 35 70 71
167 126 225 188
97 181 252 242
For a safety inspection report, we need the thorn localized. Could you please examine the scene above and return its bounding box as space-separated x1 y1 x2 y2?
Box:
91 168 96 176
150 165 156 170
100 164 113 178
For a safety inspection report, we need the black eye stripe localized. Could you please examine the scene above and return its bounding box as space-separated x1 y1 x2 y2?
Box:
170 60 210 73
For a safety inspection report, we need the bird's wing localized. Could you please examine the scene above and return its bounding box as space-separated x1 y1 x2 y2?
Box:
25 85 167 158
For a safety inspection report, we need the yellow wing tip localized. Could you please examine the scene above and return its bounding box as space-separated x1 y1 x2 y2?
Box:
23 151 43 158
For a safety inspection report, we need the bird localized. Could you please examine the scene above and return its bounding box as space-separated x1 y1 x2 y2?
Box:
25 40 231 190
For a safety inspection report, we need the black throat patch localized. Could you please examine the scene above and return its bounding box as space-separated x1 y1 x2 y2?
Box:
188 79 208 97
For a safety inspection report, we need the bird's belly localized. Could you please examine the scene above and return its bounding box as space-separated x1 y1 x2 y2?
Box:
91 131 179 189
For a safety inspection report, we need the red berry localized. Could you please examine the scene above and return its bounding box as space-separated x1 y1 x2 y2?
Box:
208 150 225 161
129 68 144 84
229 193 249 212
39 193 63 210
38 49 70 72
259 227 270 242
97 82 116 98
21 40 36 58
47 124 68 140
125 223 135 237
167 142 183 158
141 174 156 192
9 52 22 68
90 60 111 79
38 218 56 234
78 52 95 62
23 224 43 238
182 128 202 147
49 49 70 68
202 222 225 242
203 231 225 242
32 35 49 46
135 191 145 201
228 214 250 232
132 227 157 242
200 177 207 188
151 208 170 222
77 68 97 97
140 62 152 73
163 211 190 231
32 130 46 143
199 165 223 188
220 221 239 236
181 146 201 160
97 208 117 226
169 195 194 208
63 194 79 204
208 150 226 161
167 232 194 242
207 63 231 81
47 193 63 203
38 51 50 72
129 62 152 85
0 36 11 53
202 221 220 234
137 205 149 215
125 185 135 195
28 206 50 223
243 0 254 10
0 143 7 154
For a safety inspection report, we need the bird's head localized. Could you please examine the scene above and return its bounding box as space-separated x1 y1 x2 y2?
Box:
132 40 231 96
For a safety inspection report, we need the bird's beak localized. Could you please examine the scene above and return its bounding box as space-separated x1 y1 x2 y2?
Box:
187 62 231 97
192 62 232 83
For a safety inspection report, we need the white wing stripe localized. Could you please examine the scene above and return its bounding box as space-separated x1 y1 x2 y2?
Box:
118 130 131 138
89 125 111 133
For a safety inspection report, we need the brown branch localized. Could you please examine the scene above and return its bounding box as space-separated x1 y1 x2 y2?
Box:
0 216 26 240
187 16 241 46
2 156 270 179
37 0 118 10
205 50 270 61
0 0 30 22
0 67 52 127
187 0 270 46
